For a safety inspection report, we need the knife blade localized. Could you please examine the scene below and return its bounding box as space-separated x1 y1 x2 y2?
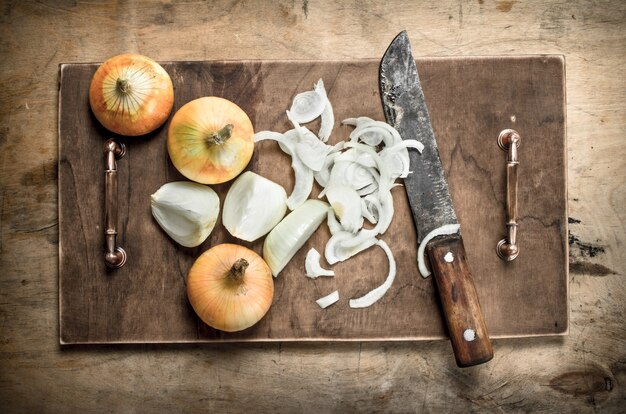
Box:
380 31 493 367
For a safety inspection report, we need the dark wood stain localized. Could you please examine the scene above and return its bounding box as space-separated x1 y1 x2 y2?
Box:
569 233 605 258
58 57 568 344
496 1 517 13
550 368 614 396
569 261 617 276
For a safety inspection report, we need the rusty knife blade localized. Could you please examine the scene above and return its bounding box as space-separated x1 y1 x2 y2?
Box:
379 31 458 242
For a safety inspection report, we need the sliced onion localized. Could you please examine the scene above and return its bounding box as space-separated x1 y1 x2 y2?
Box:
305 248 335 278
386 139 425 154
324 230 378 265
339 192 392 248
361 197 378 224
381 149 410 179
343 117 385 146
326 208 343 236
263 199 329 277
362 194 380 223
254 130 314 210
328 160 376 191
258 83 425 310
356 181 379 197
348 118 402 148
342 142 392 190
289 81 327 123
254 130 286 144
316 290 339 309
349 240 396 308
372 189 394 235
286 79 335 142
416 223 461 277
294 127 332 171
336 148 378 169
286 164 314 210
325 185 364 234
318 86 334 142
314 151 339 188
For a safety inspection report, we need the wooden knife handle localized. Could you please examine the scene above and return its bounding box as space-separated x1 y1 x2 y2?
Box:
426 234 493 367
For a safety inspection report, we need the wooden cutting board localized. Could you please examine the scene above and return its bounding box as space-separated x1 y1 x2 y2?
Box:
58 57 568 344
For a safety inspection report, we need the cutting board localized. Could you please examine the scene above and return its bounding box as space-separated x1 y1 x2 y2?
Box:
58 57 568 344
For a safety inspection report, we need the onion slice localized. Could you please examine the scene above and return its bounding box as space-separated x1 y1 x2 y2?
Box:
361 197 378 224
416 223 461 277
293 127 332 171
263 199 329 277
326 208 343 236
254 130 314 210
287 79 334 142
305 248 335 278
328 160 376 191
317 80 334 142
314 151 339 188
325 231 378 265
325 185 364 234
349 240 396 308
316 291 339 309
289 80 327 123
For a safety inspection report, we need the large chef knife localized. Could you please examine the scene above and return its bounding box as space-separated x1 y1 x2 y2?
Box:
380 31 493 367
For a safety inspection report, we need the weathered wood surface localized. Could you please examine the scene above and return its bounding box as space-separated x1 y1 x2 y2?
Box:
59 57 567 344
1 1 624 412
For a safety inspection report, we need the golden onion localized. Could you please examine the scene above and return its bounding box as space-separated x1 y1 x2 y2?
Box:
187 244 274 332
167 97 254 184
89 53 174 136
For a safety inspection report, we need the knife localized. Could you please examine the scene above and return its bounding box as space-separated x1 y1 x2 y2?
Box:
379 31 493 367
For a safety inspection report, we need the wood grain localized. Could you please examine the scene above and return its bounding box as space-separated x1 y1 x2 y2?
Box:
59 57 567 344
1 1 625 412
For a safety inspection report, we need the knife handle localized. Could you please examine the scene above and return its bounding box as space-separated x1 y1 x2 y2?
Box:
426 234 493 367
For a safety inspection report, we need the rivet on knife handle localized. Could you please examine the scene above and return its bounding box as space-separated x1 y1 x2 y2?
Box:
104 139 127 269
427 234 494 367
496 129 520 261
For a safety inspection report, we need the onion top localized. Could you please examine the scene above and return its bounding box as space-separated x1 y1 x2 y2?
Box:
89 53 174 136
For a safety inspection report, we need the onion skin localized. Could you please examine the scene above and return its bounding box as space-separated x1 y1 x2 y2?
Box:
168 97 254 184
89 53 174 136
187 244 274 332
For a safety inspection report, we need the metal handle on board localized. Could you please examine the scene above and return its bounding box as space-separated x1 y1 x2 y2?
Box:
104 139 127 269
496 129 520 262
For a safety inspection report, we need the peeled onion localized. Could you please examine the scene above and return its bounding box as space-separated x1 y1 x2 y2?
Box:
150 181 219 247
222 171 287 242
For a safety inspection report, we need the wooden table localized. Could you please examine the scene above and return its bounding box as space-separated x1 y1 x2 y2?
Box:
1 1 624 412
